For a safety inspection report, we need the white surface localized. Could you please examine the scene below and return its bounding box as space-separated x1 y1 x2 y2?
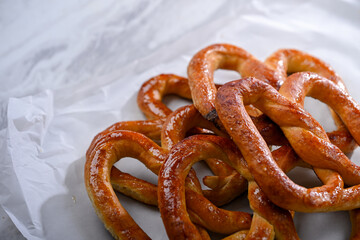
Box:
1 0 360 239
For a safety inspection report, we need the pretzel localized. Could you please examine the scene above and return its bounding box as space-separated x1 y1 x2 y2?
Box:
86 130 256 239
215 77 360 212
158 135 299 240
137 74 192 119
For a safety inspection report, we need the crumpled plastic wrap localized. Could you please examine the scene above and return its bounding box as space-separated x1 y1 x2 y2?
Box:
1 0 360 239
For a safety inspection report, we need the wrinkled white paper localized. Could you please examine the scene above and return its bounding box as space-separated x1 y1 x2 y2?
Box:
1 0 360 239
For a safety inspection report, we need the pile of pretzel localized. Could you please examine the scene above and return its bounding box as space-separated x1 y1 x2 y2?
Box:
85 44 360 239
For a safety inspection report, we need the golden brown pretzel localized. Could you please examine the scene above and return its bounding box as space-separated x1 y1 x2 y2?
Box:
137 74 192 119
86 130 254 239
158 135 299 240
215 77 360 212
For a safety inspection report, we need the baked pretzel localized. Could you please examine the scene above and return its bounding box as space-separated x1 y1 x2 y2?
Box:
86 130 254 239
137 74 192 119
85 131 163 239
88 93 263 236
215 77 360 212
158 135 299 240
99 74 357 238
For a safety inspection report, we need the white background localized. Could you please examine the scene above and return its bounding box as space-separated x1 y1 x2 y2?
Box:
1 0 360 239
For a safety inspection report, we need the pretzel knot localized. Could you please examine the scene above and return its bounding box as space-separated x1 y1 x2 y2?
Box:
215 76 360 212
86 130 257 240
